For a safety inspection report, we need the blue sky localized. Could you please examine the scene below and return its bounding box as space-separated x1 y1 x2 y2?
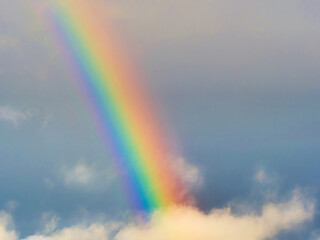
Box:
0 0 320 239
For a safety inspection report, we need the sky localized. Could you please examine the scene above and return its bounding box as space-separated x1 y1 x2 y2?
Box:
0 0 320 239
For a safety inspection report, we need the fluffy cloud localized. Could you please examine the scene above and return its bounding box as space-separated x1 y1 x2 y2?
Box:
22 224 111 240
0 106 32 126
0 212 18 240
17 190 314 240
116 191 313 240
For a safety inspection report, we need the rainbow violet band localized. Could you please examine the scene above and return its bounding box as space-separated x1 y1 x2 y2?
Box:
46 0 187 213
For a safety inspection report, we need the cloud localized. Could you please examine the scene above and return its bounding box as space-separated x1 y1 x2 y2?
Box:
40 212 60 235
61 163 114 191
63 164 93 187
115 191 313 240
22 224 112 240
0 106 32 126
172 157 203 188
255 169 268 183
0 212 18 240
18 190 314 240
254 169 277 185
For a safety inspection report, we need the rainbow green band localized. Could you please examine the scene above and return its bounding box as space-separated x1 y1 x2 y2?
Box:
46 0 185 213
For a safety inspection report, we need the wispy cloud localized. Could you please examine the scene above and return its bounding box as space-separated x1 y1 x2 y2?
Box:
173 157 203 188
63 164 93 187
0 106 32 126
254 168 278 185
61 162 114 191
41 212 60 236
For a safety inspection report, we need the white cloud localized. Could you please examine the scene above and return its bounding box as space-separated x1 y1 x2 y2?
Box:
17 190 314 240
23 224 112 240
0 106 32 126
0 212 18 240
115 191 313 240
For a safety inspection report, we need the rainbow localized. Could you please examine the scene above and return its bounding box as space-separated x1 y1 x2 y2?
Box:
44 0 186 213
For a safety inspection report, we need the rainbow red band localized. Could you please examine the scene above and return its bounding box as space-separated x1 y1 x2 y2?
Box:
46 0 186 213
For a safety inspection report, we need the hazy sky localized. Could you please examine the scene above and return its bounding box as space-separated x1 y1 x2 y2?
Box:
0 0 320 239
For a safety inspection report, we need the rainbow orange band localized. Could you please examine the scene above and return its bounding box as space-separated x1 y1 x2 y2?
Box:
46 0 186 212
